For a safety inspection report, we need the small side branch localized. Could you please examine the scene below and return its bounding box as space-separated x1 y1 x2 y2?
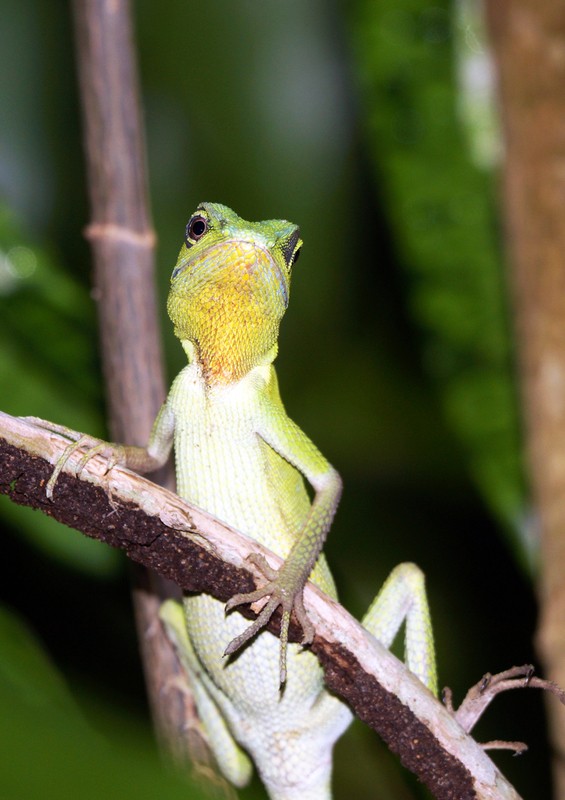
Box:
0 411 525 799
445 664 565 752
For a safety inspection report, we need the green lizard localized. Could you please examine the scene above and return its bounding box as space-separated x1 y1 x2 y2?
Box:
53 203 437 799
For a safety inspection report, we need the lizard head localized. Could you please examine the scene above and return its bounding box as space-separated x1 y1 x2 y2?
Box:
167 202 302 385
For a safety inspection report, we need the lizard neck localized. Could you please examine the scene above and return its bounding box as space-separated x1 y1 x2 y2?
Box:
181 339 279 387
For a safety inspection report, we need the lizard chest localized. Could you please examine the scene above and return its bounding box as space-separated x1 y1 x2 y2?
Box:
168 365 309 557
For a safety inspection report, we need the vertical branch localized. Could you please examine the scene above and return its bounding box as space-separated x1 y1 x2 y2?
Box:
71 0 211 772
71 0 160 430
486 2 565 796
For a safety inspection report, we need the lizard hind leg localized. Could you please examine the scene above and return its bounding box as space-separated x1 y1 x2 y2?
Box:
159 599 253 788
362 562 437 695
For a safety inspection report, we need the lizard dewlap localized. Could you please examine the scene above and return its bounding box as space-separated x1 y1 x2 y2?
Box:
168 222 291 384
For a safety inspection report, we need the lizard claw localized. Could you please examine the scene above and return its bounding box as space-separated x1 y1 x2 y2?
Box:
46 435 92 499
224 554 314 685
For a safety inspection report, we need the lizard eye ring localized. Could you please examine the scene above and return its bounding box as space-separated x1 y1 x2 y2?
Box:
185 215 209 246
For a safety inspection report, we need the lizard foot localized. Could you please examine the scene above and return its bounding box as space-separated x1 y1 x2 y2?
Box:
223 553 314 685
46 435 125 499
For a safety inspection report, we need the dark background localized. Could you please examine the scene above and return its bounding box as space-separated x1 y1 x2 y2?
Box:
0 2 544 798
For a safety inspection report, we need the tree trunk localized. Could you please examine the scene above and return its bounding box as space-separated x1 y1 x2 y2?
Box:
486 2 565 796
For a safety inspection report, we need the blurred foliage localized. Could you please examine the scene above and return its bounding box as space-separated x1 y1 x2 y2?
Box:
0 605 208 800
350 0 528 563
0 206 117 574
0 1 547 799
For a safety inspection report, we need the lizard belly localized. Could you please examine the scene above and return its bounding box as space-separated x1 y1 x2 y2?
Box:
169 365 331 715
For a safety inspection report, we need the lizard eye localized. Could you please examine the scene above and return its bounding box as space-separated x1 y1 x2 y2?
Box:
185 215 209 247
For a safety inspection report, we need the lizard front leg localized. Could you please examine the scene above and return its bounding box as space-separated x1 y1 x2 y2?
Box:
224 406 342 684
36 402 175 497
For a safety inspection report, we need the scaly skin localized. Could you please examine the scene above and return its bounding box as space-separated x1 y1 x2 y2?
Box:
165 206 343 685
66 203 437 799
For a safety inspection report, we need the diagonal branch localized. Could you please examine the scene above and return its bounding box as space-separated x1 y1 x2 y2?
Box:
0 410 525 800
